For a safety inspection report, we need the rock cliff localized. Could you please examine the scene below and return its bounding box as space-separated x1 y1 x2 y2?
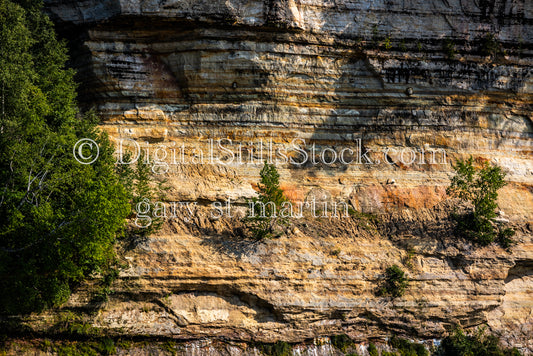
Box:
40 0 533 353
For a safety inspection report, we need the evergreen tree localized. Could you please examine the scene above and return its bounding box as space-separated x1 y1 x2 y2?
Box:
0 0 131 314
244 161 290 239
378 265 409 298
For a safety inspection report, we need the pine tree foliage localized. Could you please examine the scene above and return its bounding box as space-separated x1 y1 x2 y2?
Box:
0 0 131 314
244 161 290 240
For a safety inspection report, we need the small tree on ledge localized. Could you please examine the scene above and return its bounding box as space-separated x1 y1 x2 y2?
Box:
447 156 514 248
378 264 409 298
244 161 290 240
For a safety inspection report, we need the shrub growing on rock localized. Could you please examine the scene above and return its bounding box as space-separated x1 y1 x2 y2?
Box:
378 265 409 298
447 156 514 248
437 326 522 356
389 336 428 356
253 341 292 356
331 334 354 353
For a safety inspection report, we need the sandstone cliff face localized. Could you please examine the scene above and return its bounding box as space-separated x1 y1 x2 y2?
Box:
44 0 533 353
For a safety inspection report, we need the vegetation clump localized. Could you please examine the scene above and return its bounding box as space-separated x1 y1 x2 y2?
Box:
0 0 169 315
443 38 457 60
253 340 292 356
331 334 354 353
447 156 514 248
437 326 522 356
479 33 503 58
39 338 115 356
117 150 167 242
52 312 99 337
383 36 392 50
0 0 132 314
403 247 416 271
378 265 409 298
389 336 428 356
244 161 290 240
368 342 379 356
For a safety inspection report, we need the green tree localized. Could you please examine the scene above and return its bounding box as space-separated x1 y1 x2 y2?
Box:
378 265 409 298
117 150 167 243
447 156 514 247
0 0 131 314
244 161 290 239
